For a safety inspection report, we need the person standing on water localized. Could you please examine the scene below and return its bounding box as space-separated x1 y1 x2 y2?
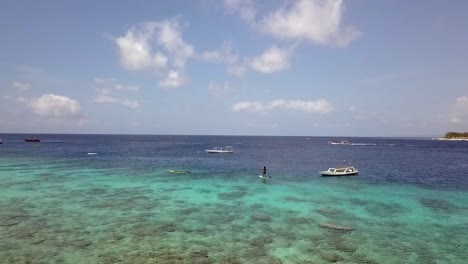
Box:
262 166 270 178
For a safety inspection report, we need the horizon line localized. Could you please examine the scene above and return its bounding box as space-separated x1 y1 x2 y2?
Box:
0 132 438 138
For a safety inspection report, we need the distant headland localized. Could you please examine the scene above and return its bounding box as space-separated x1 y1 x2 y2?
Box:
433 132 468 141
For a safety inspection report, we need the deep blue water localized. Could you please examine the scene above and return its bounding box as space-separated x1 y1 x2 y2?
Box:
1 134 468 263
1 134 467 190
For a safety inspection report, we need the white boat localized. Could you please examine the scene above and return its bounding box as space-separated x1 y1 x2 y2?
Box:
328 140 351 145
320 166 359 176
205 146 234 153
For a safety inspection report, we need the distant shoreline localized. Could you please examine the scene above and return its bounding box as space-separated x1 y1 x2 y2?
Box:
433 137 468 141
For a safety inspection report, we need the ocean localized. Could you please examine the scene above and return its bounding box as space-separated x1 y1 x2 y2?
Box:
0 134 467 263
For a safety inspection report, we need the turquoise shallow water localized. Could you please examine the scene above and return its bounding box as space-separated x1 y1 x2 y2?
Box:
0 135 467 263
1 158 467 263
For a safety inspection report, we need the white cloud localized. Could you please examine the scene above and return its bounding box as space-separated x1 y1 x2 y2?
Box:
115 28 167 71
226 0 360 47
233 101 264 112
250 45 293 74
13 81 31 91
29 94 81 118
260 0 360 46
232 99 333 114
93 78 141 109
159 70 187 88
115 19 194 88
152 20 194 69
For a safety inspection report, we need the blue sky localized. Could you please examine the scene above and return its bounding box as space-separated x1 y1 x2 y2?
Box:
1 0 467 136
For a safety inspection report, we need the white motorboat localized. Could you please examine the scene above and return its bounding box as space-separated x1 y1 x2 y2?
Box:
205 146 234 153
328 140 351 145
320 166 359 176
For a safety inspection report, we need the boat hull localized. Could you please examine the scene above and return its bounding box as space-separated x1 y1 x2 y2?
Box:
205 150 233 153
320 171 359 177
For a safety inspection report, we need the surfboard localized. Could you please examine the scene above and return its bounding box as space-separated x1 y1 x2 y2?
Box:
259 175 269 179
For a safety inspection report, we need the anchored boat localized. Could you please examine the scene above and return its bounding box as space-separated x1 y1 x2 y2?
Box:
205 146 234 153
320 166 359 176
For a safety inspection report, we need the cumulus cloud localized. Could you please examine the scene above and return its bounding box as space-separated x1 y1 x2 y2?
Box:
200 42 292 76
115 18 194 88
232 99 333 114
225 0 360 47
260 0 360 46
153 20 194 69
250 45 293 74
115 28 167 71
13 81 31 91
93 78 141 109
28 94 81 118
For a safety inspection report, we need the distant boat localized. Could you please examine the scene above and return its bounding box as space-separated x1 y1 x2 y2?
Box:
205 146 234 153
320 166 359 177
169 170 191 174
328 140 351 145
25 138 40 142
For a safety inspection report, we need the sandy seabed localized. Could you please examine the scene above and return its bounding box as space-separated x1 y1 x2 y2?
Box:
1 159 467 264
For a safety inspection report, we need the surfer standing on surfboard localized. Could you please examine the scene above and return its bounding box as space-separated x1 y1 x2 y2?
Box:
262 166 267 177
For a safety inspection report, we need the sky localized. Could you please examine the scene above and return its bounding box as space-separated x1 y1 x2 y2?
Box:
1 0 468 137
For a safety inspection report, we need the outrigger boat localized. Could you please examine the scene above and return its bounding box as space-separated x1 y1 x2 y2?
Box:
205 146 234 153
320 166 359 176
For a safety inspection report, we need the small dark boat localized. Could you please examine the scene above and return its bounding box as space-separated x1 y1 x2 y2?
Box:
25 138 41 142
